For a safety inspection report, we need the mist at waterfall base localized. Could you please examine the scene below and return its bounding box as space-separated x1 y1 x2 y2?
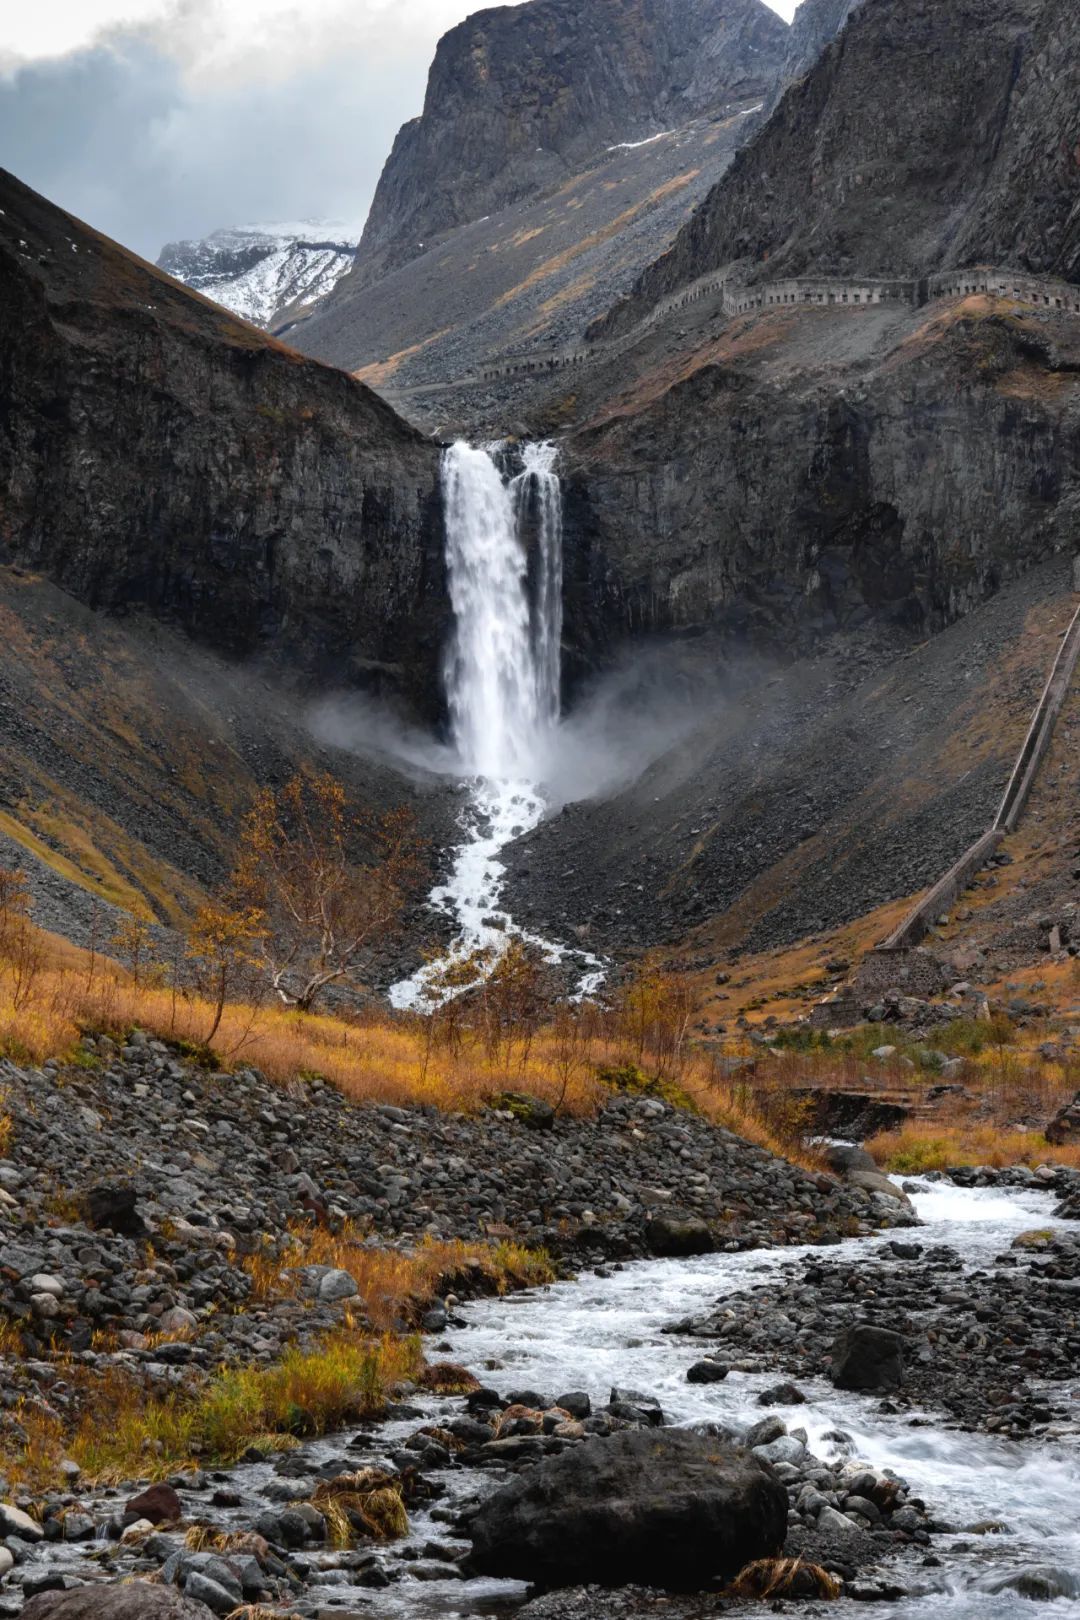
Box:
310 440 711 807
309 638 711 808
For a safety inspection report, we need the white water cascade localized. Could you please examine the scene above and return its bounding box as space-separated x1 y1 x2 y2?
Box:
389 440 603 1010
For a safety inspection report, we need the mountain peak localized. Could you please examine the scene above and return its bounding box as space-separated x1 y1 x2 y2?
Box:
157 220 362 329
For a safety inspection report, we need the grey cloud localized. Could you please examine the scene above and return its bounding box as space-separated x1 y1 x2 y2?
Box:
0 35 430 257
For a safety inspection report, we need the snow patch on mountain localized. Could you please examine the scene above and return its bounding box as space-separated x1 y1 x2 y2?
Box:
157 221 363 330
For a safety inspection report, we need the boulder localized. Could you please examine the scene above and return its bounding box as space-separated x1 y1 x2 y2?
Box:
1045 1092 1080 1146
758 1381 806 1406
0 1502 44 1540
824 1145 911 1207
468 1429 787 1589
644 1216 715 1257
830 1324 904 1391
84 1185 145 1236
22 1586 217 1619
317 1269 360 1303
686 1360 729 1384
123 1483 183 1527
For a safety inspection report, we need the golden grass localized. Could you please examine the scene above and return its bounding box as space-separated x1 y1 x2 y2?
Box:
244 1226 555 1331
0 918 808 1165
4 1332 422 1493
0 807 154 920
1 1221 553 1492
865 1120 1080 1174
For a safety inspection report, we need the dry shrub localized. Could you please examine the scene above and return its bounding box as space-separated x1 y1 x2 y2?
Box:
244 1228 554 1331
185 1528 270 1558
312 1469 409 1545
416 1362 481 1395
729 1557 842 1599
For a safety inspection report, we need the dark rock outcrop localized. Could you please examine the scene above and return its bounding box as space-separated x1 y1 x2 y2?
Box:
467 1430 787 1589
21 1588 216 1620
349 0 789 291
830 1323 905 1391
0 168 446 712
765 0 866 113
597 0 1077 339
565 301 1079 657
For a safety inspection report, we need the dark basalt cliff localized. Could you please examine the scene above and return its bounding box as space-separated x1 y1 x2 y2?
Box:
597 0 1077 340
347 0 790 292
764 0 864 112
557 297 1080 670
0 169 446 709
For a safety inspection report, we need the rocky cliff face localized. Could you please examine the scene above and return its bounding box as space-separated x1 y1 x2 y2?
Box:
597 0 1077 340
764 0 864 112
347 0 790 292
557 295 1079 674
0 169 446 711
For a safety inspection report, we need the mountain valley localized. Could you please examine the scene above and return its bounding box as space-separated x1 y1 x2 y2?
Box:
2 0 1080 1613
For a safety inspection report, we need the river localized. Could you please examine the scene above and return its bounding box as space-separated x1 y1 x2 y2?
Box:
98 1177 1071 1618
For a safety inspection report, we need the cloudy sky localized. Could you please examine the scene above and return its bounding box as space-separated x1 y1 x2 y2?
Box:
0 0 798 261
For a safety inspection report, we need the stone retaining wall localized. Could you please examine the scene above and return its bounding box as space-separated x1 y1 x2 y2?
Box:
383 263 1080 400
877 596 1080 953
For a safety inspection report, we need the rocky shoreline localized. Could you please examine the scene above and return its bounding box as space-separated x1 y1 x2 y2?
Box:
666 1165 1080 1439
0 1347 938 1617
0 1035 909 1381
2 1039 1068 1614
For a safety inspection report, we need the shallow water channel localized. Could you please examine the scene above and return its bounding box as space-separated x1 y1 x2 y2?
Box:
29 1181 1080 1616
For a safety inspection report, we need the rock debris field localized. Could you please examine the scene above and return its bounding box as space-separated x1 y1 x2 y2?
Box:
0 1033 925 1612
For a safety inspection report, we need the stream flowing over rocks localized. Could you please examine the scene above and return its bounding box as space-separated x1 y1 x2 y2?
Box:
2 1049 1080 1607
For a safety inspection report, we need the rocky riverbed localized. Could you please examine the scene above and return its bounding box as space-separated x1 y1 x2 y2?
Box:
667 1167 1080 1438
0 1036 906 1386
3 1042 1078 1616
3 1178 1078 1617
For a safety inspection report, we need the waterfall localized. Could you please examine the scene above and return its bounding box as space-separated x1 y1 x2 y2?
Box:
516 440 564 738
389 439 605 1011
442 440 561 779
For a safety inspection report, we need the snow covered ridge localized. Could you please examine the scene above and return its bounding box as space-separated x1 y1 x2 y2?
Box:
157 220 363 330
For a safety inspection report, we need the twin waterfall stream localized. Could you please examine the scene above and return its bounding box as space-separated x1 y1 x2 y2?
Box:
26 443 1080 1619
373 442 1080 1618
390 441 603 1011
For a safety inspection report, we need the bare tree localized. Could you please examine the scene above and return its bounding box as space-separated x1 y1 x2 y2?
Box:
233 772 426 1014
186 893 267 1046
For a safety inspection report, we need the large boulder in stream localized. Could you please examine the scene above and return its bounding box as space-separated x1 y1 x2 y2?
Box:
644 1215 715 1257
22 1586 217 1620
830 1323 905 1391
467 1429 787 1589
824 1145 911 1208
